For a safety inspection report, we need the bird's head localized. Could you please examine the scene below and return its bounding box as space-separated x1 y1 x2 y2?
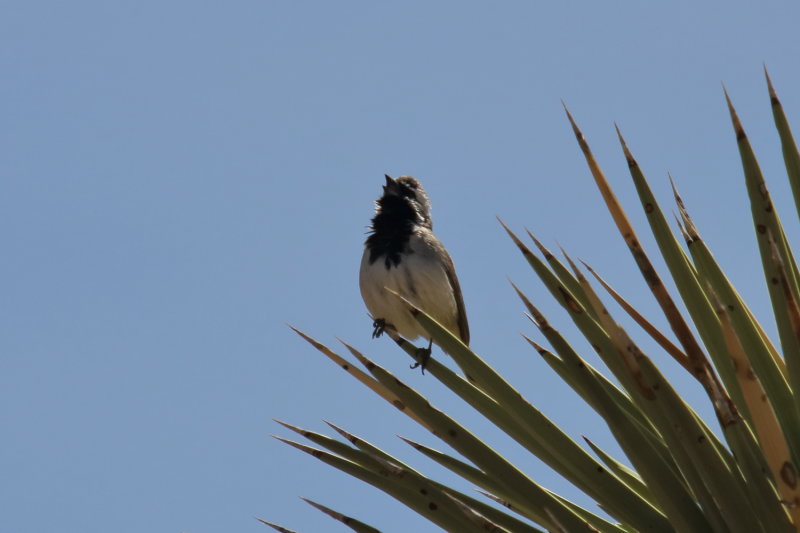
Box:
381 174 432 227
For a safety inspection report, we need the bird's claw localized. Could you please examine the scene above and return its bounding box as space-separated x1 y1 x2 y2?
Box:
372 318 387 339
410 346 432 374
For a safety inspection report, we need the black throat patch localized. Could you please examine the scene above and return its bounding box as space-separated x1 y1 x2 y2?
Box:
365 195 416 269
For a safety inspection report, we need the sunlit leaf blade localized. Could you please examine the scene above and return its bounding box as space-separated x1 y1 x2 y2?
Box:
442 492 513 533
719 420 795 531
724 89 800 371
285 421 534 533
273 419 417 481
582 436 653 503
274 436 492 532
712 299 800 519
504 228 731 532
358 333 567 473
499 219 636 391
634 356 769 533
765 68 800 222
566 120 761 504
559 271 734 532
288 326 432 431
580 260 690 372
521 333 692 510
357 353 593 532
505 218 778 532
301 498 383 533
563 107 715 399
673 197 800 460
324 420 407 467
545 491 629 533
355 321 638 526
511 281 655 432
255 517 298 532
387 289 674 532
526 232 597 321
397 437 549 533
504 221 725 439
768 231 800 448
615 130 751 415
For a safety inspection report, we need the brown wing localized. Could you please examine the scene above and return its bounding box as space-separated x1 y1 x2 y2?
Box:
442 250 470 345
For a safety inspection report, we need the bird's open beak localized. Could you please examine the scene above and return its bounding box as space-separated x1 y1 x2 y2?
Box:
383 174 399 195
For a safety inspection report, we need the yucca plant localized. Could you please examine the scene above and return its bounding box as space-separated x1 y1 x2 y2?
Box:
269 70 800 533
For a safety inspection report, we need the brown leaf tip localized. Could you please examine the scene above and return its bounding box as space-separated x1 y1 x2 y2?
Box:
562 101 585 141
722 86 747 140
522 334 547 355
763 66 780 106
614 124 638 168
526 229 553 258
398 435 423 450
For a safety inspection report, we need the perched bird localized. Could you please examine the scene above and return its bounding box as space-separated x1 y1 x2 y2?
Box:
359 174 469 370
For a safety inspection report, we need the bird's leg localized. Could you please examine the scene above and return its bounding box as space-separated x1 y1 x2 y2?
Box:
372 318 387 338
410 338 433 374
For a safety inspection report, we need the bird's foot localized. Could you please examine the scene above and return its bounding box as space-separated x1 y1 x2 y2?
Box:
372 318 387 339
410 339 433 374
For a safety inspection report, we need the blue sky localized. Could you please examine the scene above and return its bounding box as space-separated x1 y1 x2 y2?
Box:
3 2 800 532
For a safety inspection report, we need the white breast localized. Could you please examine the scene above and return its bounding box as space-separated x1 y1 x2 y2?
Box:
359 233 459 341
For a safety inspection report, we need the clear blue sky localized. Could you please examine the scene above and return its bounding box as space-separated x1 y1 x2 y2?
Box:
3 2 800 532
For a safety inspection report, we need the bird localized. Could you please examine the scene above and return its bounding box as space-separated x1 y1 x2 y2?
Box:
359 174 469 371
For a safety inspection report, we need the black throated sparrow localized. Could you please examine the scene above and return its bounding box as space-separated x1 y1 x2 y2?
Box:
359 175 469 370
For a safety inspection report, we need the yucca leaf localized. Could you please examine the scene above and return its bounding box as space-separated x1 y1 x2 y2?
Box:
503 225 742 532
765 68 800 224
255 518 298 532
281 422 537 533
288 326 432 431
301 498 383 533
358 353 593 532
274 419 389 470
504 219 774 531
563 107 716 402
520 327 648 437
582 436 652 503
324 420 406 467
768 229 800 444
378 294 669 531
511 281 656 433
526 232 598 322
521 334 696 518
398 437 551 533
569 273 738 533
344 329 654 528
546 491 630 533
384 291 672 532
274 437 490 532
712 298 800 523
719 420 795 531
672 199 800 461
500 220 635 391
724 90 800 392
442 493 513 533
580 261 690 373
614 131 751 417
634 356 767 533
